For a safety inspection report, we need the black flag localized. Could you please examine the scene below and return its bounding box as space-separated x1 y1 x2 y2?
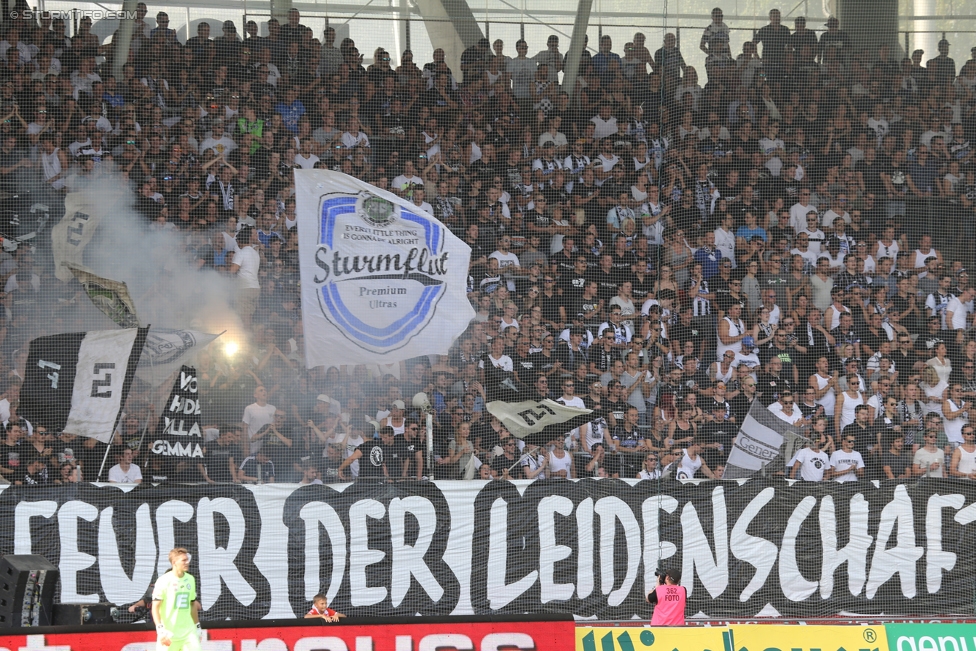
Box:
151 365 204 460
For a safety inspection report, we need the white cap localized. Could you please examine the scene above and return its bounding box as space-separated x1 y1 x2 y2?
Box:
392 399 406 410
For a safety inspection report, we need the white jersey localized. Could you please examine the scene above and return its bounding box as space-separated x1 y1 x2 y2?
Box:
829 448 865 482
790 447 829 481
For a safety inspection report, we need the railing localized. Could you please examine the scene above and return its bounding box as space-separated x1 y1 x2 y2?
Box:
19 0 976 79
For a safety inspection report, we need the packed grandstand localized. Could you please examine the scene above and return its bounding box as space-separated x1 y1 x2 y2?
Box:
0 5 974 491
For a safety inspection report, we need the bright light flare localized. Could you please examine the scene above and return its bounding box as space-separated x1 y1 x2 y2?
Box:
224 341 240 358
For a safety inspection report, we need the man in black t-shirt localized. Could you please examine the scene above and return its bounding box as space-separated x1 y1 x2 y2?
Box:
491 437 525 479
338 426 396 480
199 427 240 483
392 420 425 480
0 133 29 195
13 452 49 486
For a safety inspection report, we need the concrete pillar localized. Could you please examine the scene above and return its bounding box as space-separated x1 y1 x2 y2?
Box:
111 0 141 80
412 0 483 78
270 0 292 27
837 0 900 54
561 0 593 103
912 0 935 63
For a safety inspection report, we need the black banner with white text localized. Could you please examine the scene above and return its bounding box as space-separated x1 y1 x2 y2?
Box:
1 479 975 620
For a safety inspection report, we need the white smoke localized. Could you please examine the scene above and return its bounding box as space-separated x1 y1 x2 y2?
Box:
46 170 247 373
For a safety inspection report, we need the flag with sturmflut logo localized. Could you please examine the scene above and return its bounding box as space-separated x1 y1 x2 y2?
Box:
295 170 475 367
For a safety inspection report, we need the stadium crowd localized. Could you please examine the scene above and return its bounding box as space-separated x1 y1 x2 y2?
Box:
1 6 976 486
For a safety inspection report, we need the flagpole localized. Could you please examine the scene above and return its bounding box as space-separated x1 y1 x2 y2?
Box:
134 404 155 459
96 439 113 482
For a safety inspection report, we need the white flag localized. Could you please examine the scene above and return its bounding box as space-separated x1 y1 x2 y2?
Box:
296 170 475 367
487 399 593 442
136 328 221 383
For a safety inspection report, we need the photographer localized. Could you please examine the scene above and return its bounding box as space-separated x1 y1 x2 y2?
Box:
647 568 686 625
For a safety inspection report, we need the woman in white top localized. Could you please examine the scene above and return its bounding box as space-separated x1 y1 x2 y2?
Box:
447 421 476 479
546 437 575 479
926 341 953 385
499 300 520 331
834 381 865 439
942 384 969 446
950 425 976 478
920 366 949 416
637 453 662 480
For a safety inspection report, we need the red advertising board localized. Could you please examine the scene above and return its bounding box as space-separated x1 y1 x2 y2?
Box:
0 619 575 651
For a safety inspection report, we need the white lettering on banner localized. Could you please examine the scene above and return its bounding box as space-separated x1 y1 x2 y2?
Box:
729 487 778 602
13 482 976 619
819 494 872 599
680 487 729 599
349 499 388 607
487 497 538 610
98 505 157 605
180 371 198 392
538 496 574 603
13 500 57 554
925 493 964 593
389 497 444 607
779 496 818 601
300 502 347 603
58 500 99 603
866 485 924 598
595 497 641 607
197 497 256 609
576 498 595 600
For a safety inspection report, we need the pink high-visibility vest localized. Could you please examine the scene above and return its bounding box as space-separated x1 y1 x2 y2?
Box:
650 584 686 626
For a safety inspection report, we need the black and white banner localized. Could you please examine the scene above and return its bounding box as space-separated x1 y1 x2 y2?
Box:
1 479 975 620
151 366 203 459
21 328 148 442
